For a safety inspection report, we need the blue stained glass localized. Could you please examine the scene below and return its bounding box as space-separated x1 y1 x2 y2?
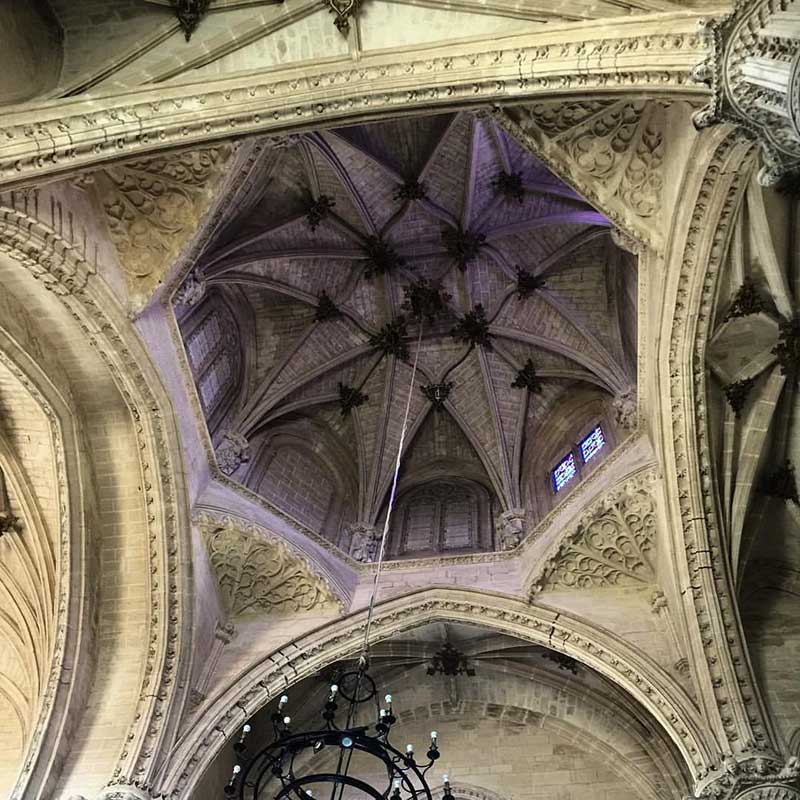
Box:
552 452 577 493
580 425 606 463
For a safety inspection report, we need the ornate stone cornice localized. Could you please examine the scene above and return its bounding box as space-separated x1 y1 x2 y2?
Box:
694 756 800 799
0 18 710 189
198 515 343 616
529 470 658 596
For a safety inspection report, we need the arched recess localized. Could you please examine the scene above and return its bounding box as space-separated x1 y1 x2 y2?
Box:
0 288 88 800
0 199 193 794
153 587 719 798
657 122 781 765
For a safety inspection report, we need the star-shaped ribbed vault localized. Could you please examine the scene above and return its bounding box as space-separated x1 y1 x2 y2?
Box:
176 111 637 559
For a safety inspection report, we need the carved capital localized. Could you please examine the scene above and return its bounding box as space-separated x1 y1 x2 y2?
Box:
695 758 800 800
216 431 250 476
495 508 526 551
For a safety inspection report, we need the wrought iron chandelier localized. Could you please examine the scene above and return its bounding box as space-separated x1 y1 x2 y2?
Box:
224 325 454 800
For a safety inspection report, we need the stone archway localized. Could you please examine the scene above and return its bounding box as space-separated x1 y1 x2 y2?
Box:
154 586 719 798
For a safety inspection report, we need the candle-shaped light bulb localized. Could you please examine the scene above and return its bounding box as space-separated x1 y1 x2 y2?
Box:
379 708 387 718
431 731 438 741
406 743 414 754
243 724 252 734
393 779 402 790
385 693 393 704
233 765 241 775
330 684 338 695
283 715 291 725
443 774 450 785
279 694 289 709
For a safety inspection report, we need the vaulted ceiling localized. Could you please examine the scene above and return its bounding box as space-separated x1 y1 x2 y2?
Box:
176 111 637 555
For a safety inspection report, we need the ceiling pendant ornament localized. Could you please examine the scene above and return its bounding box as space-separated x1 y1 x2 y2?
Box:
370 317 410 360
451 305 492 350
511 359 543 394
325 0 360 34
426 642 475 677
541 650 580 675
761 460 799 504
338 382 369 416
363 236 406 278
723 377 756 418
772 316 800 376
402 279 451 322
442 227 486 271
306 194 336 231
515 267 547 299
724 278 767 321
492 171 525 204
421 382 453 410
172 0 211 41
314 290 341 322
395 180 428 202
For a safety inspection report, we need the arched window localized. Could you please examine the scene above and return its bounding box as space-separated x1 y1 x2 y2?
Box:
182 295 242 431
388 480 494 557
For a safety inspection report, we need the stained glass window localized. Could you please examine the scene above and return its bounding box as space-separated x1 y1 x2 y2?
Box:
552 452 577 493
580 424 606 463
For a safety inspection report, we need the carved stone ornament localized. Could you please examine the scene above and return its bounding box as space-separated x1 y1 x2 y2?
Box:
216 431 250 476
451 304 492 350
346 522 379 563
174 270 206 307
173 0 211 41
691 4 800 185
202 518 341 616
694 757 800 800
530 473 656 594
496 508 526 551
95 145 234 305
613 387 637 430
326 0 360 34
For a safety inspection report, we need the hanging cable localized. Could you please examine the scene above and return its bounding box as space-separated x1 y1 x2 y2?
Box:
359 322 425 664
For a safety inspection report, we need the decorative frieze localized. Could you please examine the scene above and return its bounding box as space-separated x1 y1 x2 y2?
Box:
202 519 340 616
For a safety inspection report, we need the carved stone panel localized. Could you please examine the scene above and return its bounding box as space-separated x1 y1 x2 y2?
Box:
92 145 234 307
201 518 341 617
530 473 657 594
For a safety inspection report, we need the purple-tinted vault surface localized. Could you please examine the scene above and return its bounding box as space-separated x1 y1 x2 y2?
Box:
176 111 638 558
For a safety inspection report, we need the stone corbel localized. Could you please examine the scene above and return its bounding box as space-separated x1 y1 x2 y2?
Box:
189 621 236 707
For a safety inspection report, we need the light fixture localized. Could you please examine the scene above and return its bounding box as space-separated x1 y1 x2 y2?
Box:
224 326 454 800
